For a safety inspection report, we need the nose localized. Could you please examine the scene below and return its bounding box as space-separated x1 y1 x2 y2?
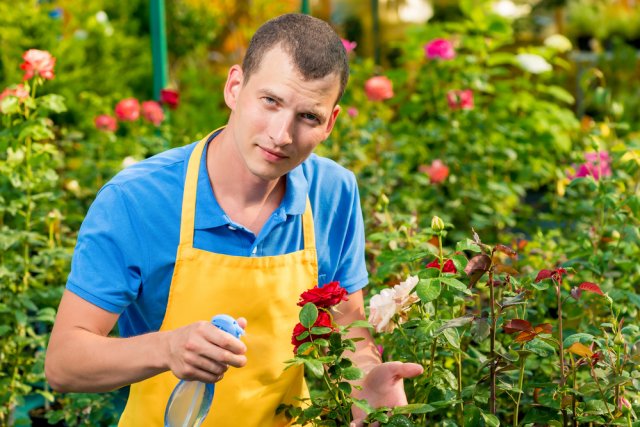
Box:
268 112 294 146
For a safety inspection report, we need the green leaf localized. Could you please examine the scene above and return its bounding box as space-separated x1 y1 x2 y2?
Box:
18 122 54 141
538 85 575 104
35 307 56 323
296 342 313 355
387 414 415 427
342 367 363 380
337 381 352 395
436 315 474 333
463 404 483 426
416 278 441 302
310 326 332 335
441 328 461 349
439 277 472 295
456 238 482 253
38 94 67 113
300 303 318 328
303 358 324 377
392 403 436 414
295 331 309 341
1 96 21 115
482 412 500 427
563 333 595 348
348 320 372 329
472 318 491 343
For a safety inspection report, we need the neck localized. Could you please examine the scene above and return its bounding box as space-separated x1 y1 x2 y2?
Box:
206 129 285 234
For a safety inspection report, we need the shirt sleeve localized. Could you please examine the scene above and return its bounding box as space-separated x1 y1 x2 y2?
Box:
331 171 369 294
66 184 148 314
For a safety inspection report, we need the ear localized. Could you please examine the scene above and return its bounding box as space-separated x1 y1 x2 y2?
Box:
224 64 243 110
323 105 341 137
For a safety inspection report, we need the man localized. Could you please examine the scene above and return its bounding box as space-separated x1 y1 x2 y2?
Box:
45 13 422 426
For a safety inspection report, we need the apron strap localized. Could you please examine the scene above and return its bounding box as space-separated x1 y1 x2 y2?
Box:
301 198 316 252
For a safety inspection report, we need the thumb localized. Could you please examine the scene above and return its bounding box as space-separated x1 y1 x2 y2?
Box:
392 362 424 379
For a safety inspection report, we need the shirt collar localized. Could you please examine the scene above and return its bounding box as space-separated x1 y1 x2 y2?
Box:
193 133 309 230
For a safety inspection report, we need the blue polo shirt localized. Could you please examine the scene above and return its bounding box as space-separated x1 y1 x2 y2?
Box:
66 135 368 338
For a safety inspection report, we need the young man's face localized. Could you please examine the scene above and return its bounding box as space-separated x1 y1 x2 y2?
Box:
224 45 341 182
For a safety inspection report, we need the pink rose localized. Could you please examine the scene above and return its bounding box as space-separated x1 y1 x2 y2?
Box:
341 38 357 53
94 114 118 132
419 159 450 184
141 100 164 126
424 38 456 60
114 98 140 121
446 89 474 110
0 84 29 101
568 151 612 181
364 76 394 101
347 107 358 117
20 49 56 80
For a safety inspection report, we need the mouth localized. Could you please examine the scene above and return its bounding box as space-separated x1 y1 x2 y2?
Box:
259 146 288 161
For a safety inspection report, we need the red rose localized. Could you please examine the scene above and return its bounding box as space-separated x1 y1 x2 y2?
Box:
160 88 179 109
20 49 56 80
425 258 457 273
297 281 348 308
364 76 394 101
142 100 164 126
446 89 474 110
419 159 449 184
291 311 333 353
114 98 140 121
94 114 118 132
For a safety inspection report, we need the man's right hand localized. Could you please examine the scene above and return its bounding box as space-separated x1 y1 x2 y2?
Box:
166 318 248 383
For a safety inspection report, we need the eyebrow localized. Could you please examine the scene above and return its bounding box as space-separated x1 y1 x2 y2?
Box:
259 89 327 123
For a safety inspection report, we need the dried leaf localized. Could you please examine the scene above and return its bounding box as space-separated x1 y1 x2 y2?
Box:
515 330 537 343
534 323 553 334
578 282 604 296
465 254 492 287
494 264 519 275
495 244 517 258
567 342 594 357
503 319 533 334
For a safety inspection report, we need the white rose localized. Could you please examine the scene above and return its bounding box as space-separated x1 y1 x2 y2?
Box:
368 288 397 333
516 53 552 74
544 34 572 53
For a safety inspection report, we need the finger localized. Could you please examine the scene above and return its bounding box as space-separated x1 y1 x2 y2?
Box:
207 325 247 355
236 317 248 330
398 362 424 379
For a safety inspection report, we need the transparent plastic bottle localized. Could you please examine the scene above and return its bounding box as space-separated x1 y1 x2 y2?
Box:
164 314 244 427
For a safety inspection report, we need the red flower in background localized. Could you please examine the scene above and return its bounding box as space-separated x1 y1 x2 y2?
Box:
364 76 394 101
298 281 348 308
534 268 567 283
20 49 56 80
291 311 333 353
0 84 29 101
426 258 457 273
115 98 140 121
419 159 450 184
142 100 164 126
160 89 179 109
424 38 456 60
447 89 474 110
94 114 118 132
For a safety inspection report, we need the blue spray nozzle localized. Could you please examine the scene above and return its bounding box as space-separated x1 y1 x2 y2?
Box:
211 314 244 338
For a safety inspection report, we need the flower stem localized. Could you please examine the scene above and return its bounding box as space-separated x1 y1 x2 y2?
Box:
489 268 497 415
513 351 527 427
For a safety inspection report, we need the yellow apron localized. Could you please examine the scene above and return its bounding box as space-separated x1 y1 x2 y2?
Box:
119 132 316 426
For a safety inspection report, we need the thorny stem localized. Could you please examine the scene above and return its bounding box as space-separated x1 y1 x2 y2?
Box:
456 351 464 426
590 366 615 421
555 279 568 426
489 266 497 415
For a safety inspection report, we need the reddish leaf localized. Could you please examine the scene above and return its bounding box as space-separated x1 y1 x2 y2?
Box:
515 330 537 343
503 319 533 334
567 342 594 357
534 323 553 334
535 269 553 283
578 282 604 296
495 244 517 258
465 254 492 287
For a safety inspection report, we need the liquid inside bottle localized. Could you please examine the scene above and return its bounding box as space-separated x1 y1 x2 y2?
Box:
164 380 214 427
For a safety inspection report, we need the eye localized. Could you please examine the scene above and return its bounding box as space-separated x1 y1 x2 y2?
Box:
300 112 320 123
262 96 277 106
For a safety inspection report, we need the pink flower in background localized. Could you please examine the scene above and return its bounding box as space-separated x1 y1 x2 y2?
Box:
341 38 357 53
364 76 394 101
424 38 455 60
568 151 612 181
347 107 358 117
115 98 140 121
94 114 118 132
20 49 56 80
447 89 474 110
142 100 164 126
0 84 29 101
160 88 179 109
419 159 450 183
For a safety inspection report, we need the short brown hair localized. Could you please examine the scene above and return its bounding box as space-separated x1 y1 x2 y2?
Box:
242 14 349 102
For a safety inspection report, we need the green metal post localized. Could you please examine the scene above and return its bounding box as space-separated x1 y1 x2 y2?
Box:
371 0 380 65
150 0 169 100
301 0 310 14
